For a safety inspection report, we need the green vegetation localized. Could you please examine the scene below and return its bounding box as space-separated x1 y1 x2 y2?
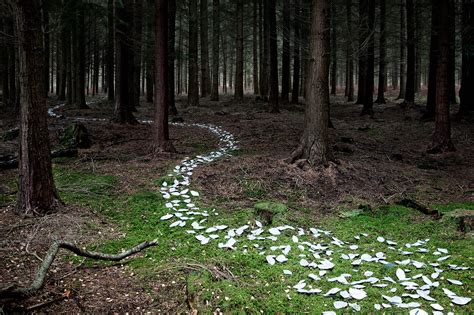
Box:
52 166 474 314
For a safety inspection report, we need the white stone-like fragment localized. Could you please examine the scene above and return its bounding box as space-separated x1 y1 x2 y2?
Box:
283 269 292 275
324 288 341 296
266 255 276 265
396 268 407 281
349 288 367 300
451 296 471 305
160 214 173 220
430 304 444 311
447 279 463 285
333 301 347 309
409 309 428 315
377 236 385 243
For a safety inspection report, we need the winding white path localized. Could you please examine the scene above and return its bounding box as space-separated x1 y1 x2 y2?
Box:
49 102 471 314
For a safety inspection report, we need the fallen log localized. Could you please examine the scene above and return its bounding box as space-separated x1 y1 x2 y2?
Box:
0 239 158 300
397 198 441 218
0 148 78 170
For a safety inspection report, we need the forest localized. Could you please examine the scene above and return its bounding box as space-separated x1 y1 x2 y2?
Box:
0 0 473 313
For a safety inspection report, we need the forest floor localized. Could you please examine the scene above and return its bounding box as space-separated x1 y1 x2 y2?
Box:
0 94 473 313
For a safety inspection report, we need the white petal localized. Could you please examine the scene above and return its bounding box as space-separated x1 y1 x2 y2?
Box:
160 214 173 220
396 268 406 281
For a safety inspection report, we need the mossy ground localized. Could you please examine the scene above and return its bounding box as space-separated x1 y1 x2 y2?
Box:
53 165 474 314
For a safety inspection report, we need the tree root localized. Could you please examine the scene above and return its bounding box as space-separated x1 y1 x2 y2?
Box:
0 239 158 300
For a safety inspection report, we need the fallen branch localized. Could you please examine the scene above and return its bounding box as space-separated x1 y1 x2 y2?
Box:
0 239 158 300
397 198 441 218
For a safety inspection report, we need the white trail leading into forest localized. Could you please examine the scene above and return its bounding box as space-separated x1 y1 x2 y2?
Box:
49 102 471 314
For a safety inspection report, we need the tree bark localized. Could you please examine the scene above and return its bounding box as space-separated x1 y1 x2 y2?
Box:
281 0 290 102
41 2 49 98
397 0 406 100
375 0 386 104
330 0 337 95
403 0 415 105
266 0 279 112
75 0 88 109
132 0 143 110
211 0 220 101
356 0 368 105
154 0 175 153
289 0 333 167
114 0 137 123
429 0 455 153
15 0 58 215
234 0 244 100
188 0 199 106
259 0 268 98
291 0 300 104
345 0 354 102
200 0 211 97
168 0 178 115
145 0 154 103
106 0 115 101
459 0 474 113
426 1 438 119
252 0 259 96
360 0 375 116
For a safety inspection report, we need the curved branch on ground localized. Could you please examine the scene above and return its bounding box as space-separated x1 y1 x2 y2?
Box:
0 239 158 300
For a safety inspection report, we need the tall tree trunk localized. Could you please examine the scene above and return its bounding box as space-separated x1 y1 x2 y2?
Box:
459 0 474 113
58 15 67 101
291 0 300 104
375 0 386 104
168 0 178 115
403 0 415 105
426 1 438 118
266 0 279 112
281 0 290 102
260 0 269 98
252 0 259 95
448 0 457 104
397 0 406 100
76 0 88 109
429 0 455 153
41 2 49 98
200 0 211 97
106 0 115 101
356 0 368 105
414 2 421 93
211 0 220 101
154 0 175 153
187 0 199 106
222 31 227 94
131 0 143 110
360 0 375 116
288 0 333 166
330 0 337 95
114 0 137 123
146 0 154 103
234 0 244 99
15 0 58 215
345 0 354 102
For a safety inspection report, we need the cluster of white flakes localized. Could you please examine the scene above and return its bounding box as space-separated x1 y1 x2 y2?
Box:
50 103 471 314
